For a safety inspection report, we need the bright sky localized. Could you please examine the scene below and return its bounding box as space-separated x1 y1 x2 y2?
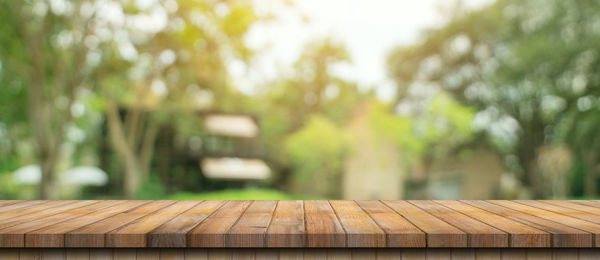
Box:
237 0 494 101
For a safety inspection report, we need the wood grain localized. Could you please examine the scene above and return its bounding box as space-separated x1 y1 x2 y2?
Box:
410 200 507 247
356 200 425 248
0 201 104 247
490 200 600 247
226 200 277 247
382 200 467 247
0 200 598 249
148 200 225 247
26 200 148 247
304 200 346 247
436 200 549 247
188 201 252 247
464 200 592 248
329 200 385 247
518 200 600 225
106 201 201 247
66 200 175 247
267 200 305 247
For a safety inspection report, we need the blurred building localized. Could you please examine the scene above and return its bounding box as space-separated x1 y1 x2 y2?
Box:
343 104 406 200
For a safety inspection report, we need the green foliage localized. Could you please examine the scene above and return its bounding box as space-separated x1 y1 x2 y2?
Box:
168 189 322 200
367 103 423 157
387 0 600 197
136 175 167 200
367 94 474 163
284 116 346 198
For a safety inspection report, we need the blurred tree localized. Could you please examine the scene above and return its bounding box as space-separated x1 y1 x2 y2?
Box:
90 0 260 198
0 0 103 198
257 39 368 191
284 115 346 198
387 0 600 198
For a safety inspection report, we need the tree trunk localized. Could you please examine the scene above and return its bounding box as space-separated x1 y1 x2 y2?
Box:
105 98 142 199
39 153 57 199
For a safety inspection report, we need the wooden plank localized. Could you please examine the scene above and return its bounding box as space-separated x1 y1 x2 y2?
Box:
280 249 303 260
0 201 80 228
464 200 591 248
188 201 252 247
66 249 89 260
0 201 106 247
148 200 225 247
232 249 255 260
425 248 451 260
19 249 42 259
490 200 600 247
106 201 201 247
519 200 600 225
0 201 22 208
161 249 185 260
305 200 346 247
474 249 500 260
400 249 426 260
437 200 549 247
113 249 136 260
0 249 19 259
356 200 425 248
255 249 278 260
543 200 600 216
226 200 277 247
580 248 600 260
327 249 351 260
451 249 474 260
266 200 305 247
65 200 176 247
42 248 65 260
137 249 159 260
207 249 232 260
499 249 526 260
570 200 600 208
410 200 507 247
304 249 327 260
26 200 148 247
0 200 46 214
328 200 385 247
184 249 208 260
90 249 114 260
382 200 467 247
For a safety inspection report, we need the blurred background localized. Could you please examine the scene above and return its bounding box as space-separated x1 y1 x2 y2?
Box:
0 0 598 200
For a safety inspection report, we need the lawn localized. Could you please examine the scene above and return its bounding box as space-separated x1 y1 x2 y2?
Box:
167 189 323 200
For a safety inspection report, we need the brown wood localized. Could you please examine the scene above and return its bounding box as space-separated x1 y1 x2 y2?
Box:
0 200 598 249
226 200 277 247
464 200 592 247
356 200 425 247
65 200 176 247
329 200 385 247
489 200 600 247
382 200 467 247
3 248 600 259
409 200 507 247
436 200 549 247
464 200 592 248
26 200 148 247
518 200 600 225
267 200 305 247
188 200 252 247
0 201 105 247
304 200 346 247
148 200 225 247
106 201 201 247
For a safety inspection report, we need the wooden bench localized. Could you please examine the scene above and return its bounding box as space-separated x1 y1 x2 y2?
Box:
0 200 598 259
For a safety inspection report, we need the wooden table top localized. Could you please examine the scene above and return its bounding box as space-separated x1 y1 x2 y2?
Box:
0 200 599 248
